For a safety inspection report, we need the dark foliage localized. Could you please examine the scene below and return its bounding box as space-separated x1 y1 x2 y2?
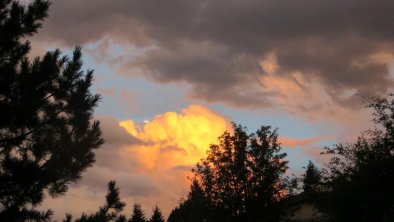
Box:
168 180 210 222
64 181 126 222
149 205 164 222
129 203 147 222
170 123 289 222
0 0 103 220
316 94 394 221
302 161 321 193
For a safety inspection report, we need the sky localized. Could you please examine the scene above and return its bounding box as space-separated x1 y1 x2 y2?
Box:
28 0 394 220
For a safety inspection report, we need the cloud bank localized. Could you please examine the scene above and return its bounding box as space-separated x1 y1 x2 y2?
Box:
34 0 394 116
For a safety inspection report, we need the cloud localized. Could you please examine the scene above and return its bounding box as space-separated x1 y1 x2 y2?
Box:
279 136 327 148
33 0 394 117
99 116 139 145
119 105 231 169
40 105 231 220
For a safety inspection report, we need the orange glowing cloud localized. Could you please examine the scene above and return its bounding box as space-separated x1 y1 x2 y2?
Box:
119 105 231 170
116 105 231 215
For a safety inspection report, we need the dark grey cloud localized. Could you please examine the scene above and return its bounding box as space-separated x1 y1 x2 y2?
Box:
36 0 394 111
98 116 139 145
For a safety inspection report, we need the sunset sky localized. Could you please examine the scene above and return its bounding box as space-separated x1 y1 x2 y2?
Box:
30 0 394 219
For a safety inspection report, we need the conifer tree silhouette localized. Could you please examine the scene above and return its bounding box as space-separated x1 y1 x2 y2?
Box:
0 0 103 220
129 203 146 222
302 160 321 193
149 206 164 222
64 181 127 222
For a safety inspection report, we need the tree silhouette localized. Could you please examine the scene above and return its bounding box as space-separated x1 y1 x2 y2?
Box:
179 123 289 221
317 94 394 221
149 205 164 222
63 181 127 222
168 179 210 222
302 160 321 193
129 203 146 222
0 0 103 220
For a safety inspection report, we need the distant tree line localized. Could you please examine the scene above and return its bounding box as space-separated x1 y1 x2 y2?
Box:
2 0 394 221
62 182 165 222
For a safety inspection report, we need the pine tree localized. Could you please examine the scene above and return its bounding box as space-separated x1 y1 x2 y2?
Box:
302 160 321 193
0 0 103 220
168 180 209 222
149 205 164 222
64 181 126 222
129 204 146 222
